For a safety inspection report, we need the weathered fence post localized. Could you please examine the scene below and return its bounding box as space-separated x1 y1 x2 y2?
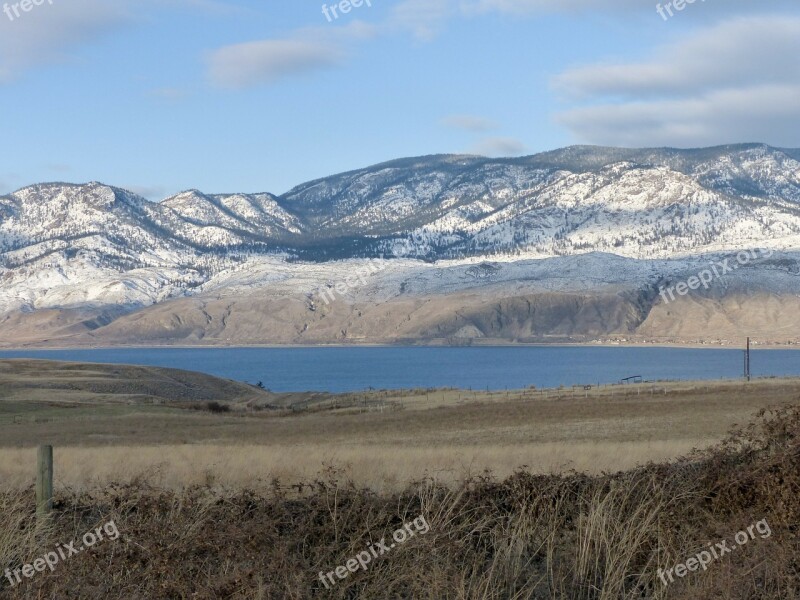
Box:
36 445 53 519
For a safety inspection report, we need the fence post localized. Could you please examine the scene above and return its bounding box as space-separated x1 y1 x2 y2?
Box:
36 445 53 519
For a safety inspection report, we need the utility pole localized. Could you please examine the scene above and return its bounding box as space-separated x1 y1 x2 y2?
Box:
744 337 751 381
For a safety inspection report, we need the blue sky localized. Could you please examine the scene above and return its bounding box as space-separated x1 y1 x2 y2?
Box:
1 0 798 200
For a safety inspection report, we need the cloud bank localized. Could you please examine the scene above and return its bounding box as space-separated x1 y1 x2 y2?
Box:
554 16 800 148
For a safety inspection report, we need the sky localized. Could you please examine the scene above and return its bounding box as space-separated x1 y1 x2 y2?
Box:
0 0 798 200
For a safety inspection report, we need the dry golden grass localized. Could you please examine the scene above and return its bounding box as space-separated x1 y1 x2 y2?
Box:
2 365 799 491
0 358 272 405
0 440 713 492
1 405 799 599
0 490 50 585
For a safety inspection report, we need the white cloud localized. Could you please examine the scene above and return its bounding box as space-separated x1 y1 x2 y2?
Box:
0 0 132 84
376 0 799 54
554 16 800 148
461 0 796 16
554 17 800 99
441 114 498 132
461 0 639 14
0 0 246 84
208 39 343 89
558 85 800 148
202 1 799 93
207 21 376 89
469 137 526 156
386 0 800 41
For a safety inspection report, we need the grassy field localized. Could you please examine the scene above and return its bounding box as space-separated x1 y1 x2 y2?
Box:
0 359 798 490
2 360 800 598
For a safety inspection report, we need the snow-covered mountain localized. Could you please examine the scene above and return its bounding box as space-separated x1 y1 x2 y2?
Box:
2 143 800 347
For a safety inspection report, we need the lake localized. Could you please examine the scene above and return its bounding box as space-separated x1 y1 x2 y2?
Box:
0 346 798 392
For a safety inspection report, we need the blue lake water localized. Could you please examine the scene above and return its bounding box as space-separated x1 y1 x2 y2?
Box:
0 346 798 392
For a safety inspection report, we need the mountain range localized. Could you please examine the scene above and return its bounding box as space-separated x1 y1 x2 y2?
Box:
2 143 800 347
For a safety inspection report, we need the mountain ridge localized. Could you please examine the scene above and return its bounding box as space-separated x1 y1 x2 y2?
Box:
8 142 800 209
2 143 800 347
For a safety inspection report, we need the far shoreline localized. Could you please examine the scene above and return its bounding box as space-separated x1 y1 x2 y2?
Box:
0 340 797 352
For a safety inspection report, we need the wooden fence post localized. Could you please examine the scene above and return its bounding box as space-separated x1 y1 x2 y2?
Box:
36 445 53 519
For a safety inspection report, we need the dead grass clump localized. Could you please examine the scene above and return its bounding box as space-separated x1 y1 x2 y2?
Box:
0 489 51 584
